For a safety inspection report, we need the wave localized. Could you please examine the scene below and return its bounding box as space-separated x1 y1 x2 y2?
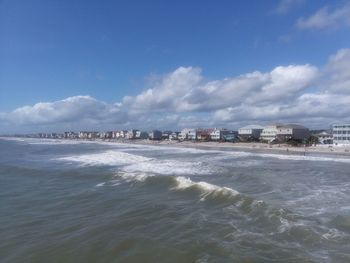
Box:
123 160 213 175
56 151 152 166
56 149 214 175
112 171 240 202
172 176 240 201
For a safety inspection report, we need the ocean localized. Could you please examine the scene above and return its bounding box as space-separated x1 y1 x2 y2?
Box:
1 138 350 263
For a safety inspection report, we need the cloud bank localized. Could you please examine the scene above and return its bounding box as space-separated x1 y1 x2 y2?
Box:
1 49 350 133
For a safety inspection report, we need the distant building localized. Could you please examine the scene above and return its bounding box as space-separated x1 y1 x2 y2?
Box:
64 131 78 139
187 129 198 140
261 124 309 143
276 124 310 142
260 124 281 142
117 130 128 138
79 131 99 139
104 131 113 139
178 128 191 141
169 132 180 140
238 125 264 141
88 132 99 139
197 129 214 141
315 131 333 145
127 129 138 139
135 130 149 139
210 128 234 141
162 131 172 140
222 132 237 142
149 130 162 140
333 124 350 145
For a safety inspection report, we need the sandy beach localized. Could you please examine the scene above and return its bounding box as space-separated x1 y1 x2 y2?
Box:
119 139 350 157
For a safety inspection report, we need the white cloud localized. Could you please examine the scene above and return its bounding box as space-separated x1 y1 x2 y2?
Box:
1 48 350 132
323 48 350 93
275 0 305 14
1 96 127 128
123 64 317 112
296 3 350 30
123 67 202 113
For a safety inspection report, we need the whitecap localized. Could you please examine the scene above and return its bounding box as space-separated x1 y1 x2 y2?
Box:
56 151 152 166
172 176 240 200
123 159 213 175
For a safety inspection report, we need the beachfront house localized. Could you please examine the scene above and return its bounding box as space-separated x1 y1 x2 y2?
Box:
197 129 214 141
118 130 128 138
238 125 264 141
333 124 350 145
187 129 198 140
261 124 310 143
104 131 113 139
169 132 180 140
222 132 237 142
315 131 333 145
64 132 78 139
127 129 138 139
135 130 148 139
162 131 172 140
276 124 310 143
210 128 234 141
149 130 162 140
178 129 191 141
78 131 99 139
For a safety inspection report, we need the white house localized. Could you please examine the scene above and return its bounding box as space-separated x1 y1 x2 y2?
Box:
333 124 350 145
127 129 138 139
315 131 333 145
210 128 235 141
187 129 198 140
238 125 264 141
261 124 309 143
178 128 191 140
260 124 281 142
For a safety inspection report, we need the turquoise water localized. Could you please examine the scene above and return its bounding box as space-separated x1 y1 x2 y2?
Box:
1 138 350 262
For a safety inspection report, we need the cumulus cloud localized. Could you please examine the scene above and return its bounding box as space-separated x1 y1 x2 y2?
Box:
323 49 350 93
0 96 127 131
296 3 350 30
123 64 318 112
0 48 350 132
123 67 202 113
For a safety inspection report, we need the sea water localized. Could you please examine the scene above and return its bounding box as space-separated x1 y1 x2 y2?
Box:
1 138 350 262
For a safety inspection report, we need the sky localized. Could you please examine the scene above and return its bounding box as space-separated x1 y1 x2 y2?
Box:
1 0 350 133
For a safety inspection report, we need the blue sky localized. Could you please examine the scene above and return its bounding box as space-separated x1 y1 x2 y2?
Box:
1 0 350 133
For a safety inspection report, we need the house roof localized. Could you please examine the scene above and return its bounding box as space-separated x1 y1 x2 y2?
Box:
285 124 309 129
239 125 264 130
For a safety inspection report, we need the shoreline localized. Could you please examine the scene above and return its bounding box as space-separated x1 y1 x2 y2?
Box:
2 136 350 157
123 139 350 157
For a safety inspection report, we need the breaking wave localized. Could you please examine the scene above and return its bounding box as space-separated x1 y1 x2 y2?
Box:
56 150 214 175
123 160 213 175
114 171 240 201
56 151 152 166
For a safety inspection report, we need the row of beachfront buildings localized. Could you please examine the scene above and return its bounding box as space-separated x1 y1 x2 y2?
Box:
58 123 350 146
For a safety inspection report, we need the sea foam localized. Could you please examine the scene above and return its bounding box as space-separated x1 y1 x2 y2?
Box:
123 159 213 175
56 150 152 166
173 176 240 199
